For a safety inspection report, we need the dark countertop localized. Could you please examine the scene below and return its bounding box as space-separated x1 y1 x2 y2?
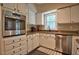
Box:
27 30 79 36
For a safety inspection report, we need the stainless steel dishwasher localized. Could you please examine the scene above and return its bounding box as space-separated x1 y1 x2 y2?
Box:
62 36 72 55
56 35 72 55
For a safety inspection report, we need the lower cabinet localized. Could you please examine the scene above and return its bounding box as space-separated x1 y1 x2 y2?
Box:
39 33 55 50
32 33 39 50
3 35 28 55
27 35 33 53
27 33 39 53
72 36 79 55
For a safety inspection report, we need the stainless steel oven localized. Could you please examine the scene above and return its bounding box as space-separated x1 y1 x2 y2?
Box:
2 8 26 37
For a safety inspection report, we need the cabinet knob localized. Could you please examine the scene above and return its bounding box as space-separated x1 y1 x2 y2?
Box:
13 51 15 53
19 39 21 41
13 40 15 42
14 8 16 11
20 48 21 51
13 46 15 48
19 43 21 46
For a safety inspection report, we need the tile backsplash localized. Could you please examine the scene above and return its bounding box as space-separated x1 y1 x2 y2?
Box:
58 23 79 31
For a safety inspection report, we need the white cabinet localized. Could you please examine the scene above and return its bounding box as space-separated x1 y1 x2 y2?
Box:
39 34 47 47
27 35 33 53
32 33 39 49
39 33 55 49
72 36 79 55
71 5 79 23
3 3 17 10
28 9 36 24
27 33 39 53
3 3 26 15
57 7 70 23
36 13 43 25
17 3 26 15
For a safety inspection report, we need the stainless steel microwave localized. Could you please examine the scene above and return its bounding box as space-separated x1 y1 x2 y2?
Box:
2 8 26 37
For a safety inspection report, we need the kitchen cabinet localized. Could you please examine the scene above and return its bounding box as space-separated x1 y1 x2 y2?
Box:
3 3 17 10
28 9 36 25
27 35 33 53
27 33 39 53
36 13 44 25
71 5 79 23
3 35 27 55
17 3 26 15
57 7 71 23
3 3 26 15
39 33 55 49
32 33 39 49
72 36 79 55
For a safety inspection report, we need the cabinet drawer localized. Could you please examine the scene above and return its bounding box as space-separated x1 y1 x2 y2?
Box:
5 47 21 55
20 49 27 55
4 39 15 45
5 40 26 51
5 44 15 51
20 45 27 51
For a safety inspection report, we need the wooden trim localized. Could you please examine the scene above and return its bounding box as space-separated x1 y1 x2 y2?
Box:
58 3 79 10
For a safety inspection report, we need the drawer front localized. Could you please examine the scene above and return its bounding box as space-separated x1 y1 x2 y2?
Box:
20 49 27 55
5 40 26 51
5 44 15 51
20 40 27 46
4 39 15 45
5 47 21 55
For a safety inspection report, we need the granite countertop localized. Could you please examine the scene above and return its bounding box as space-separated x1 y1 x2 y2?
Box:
27 30 79 36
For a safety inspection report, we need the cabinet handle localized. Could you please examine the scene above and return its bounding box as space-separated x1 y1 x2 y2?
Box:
14 8 16 11
19 43 21 46
19 39 21 41
13 51 15 53
13 40 15 42
13 46 15 48
20 48 21 51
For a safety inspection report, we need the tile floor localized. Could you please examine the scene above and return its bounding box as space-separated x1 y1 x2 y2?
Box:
28 47 62 55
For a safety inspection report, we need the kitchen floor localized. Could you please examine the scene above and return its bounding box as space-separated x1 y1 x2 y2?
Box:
28 47 62 55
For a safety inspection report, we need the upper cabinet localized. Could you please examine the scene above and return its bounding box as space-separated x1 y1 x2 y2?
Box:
17 4 26 15
71 5 79 23
57 7 71 23
27 4 37 25
57 4 79 24
3 3 17 10
28 9 36 25
36 13 44 25
3 3 26 15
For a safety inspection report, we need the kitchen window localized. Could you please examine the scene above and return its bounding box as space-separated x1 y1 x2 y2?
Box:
43 10 57 30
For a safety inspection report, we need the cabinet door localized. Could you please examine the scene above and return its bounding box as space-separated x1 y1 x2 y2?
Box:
17 3 26 15
71 5 79 23
28 9 36 24
36 13 43 25
50 35 55 49
57 7 70 23
3 3 17 10
32 34 39 49
27 36 33 53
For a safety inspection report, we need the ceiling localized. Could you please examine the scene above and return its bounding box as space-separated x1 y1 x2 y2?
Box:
35 3 77 12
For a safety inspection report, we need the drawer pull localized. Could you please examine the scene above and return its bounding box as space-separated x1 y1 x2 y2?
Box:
13 51 15 53
13 46 15 48
13 40 15 42
20 48 21 51
19 39 21 41
19 43 21 46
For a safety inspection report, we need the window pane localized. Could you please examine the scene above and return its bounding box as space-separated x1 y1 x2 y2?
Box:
44 12 57 30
